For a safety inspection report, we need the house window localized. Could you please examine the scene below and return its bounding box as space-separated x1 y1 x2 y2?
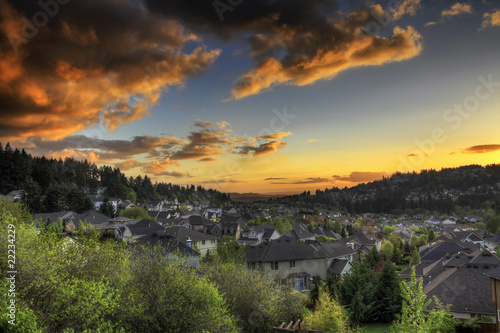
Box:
192 242 197 247
230 229 234 234
202 240 205 245
270 261 279 270
290 260 296 268
211 239 216 244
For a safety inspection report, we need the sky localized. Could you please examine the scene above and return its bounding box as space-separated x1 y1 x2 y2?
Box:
0 0 499 194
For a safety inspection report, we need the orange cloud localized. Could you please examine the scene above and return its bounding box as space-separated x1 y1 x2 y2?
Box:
332 171 390 183
144 158 180 175
391 0 422 20
452 144 500 155
442 3 472 17
230 25 422 100
0 0 220 141
482 9 500 29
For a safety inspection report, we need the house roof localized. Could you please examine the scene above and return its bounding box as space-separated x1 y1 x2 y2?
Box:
128 219 164 236
427 264 496 315
283 228 315 240
73 210 110 226
329 259 350 275
420 241 477 261
33 211 74 226
137 233 200 257
306 240 357 258
246 238 324 262
188 215 211 226
162 226 217 242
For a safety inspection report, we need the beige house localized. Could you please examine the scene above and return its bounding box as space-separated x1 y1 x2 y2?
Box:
246 237 356 290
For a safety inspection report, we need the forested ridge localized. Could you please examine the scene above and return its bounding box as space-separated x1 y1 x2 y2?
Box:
0 143 230 213
269 164 500 215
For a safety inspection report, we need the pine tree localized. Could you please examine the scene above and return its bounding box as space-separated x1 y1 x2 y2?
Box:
411 248 421 265
374 262 402 322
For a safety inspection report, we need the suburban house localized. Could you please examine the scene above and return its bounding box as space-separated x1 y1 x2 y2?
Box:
33 211 74 232
245 237 356 291
210 222 242 239
484 234 500 250
137 233 200 268
443 230 485 247
238 224 280 245
282 225 315 241
484 266 500 332
344 232 382 254
162 226 217 257
188 215 212 231
126 219 164 241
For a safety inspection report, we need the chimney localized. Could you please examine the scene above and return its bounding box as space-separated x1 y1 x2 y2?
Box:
186 236 192 248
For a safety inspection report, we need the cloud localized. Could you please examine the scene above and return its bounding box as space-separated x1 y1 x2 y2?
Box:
271 177 330 185
256 131 292 141
441 3 472 17
264 177 287 181
332 171 390 183
481 9 500 29
452 144 500 155
114 159 141 171
200 179 246 184
143 157 180 175
425 2 473 27
390 0 422 20
193 120 214 129
162 171 192 178
197 157 223 162
0 0 220 141
29 134 186 161
308 139 318 142
238 141 287 156
229 25 422 100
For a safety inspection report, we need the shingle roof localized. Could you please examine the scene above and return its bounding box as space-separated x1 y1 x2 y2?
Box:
188 215 210 226
162 226 217 242
420 241 476 261
73 210 110 226
306 240 357 258
138 233 200 257
329 259 350 275
128 219 164 236
427 264 496 315
246 238 324 262
283 228 315 240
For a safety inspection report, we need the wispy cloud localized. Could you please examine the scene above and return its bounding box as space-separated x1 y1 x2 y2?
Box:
426 2 473 27
332 171 390 183
270 177 330 185
451 144 500 155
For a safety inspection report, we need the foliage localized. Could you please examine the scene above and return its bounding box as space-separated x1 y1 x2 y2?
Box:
118 207 152 220
338 260 376 326
204 261 307 333
273 217 293 235
411 248 421 265
366 245 381 268
316 235 337 241
305 287 350 333
382 241 394 258
383 225 397 235
99 197 116 218
373 262 402 323
390 268 457 333
428 229 436 242
216 239 246 263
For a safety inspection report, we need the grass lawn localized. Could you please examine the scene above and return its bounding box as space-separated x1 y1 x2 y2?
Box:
362 323 391 333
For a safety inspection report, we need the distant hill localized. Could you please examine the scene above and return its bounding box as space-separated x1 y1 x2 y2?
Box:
268 164 500 215
230 192 287 203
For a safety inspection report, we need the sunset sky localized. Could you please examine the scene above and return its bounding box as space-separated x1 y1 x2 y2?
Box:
0 0 499 194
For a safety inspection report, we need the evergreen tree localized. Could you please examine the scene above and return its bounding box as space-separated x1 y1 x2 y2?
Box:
411 248 421 265
428 229 436 242
338 260 376 325
374 262 402 323
99 197 116 218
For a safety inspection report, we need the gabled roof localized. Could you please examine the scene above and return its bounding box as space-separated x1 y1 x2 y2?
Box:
219 216 247 226
128 219 164 236
427 264 496 315
188 215 211 226
246 238 324 262
306 240 357 258
484 233 500 244
33 211 74 226
329 259 351 275
283 228 315 240
138 233 200 257
73 210 110 226
420 241 477 261
162 226 217 242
